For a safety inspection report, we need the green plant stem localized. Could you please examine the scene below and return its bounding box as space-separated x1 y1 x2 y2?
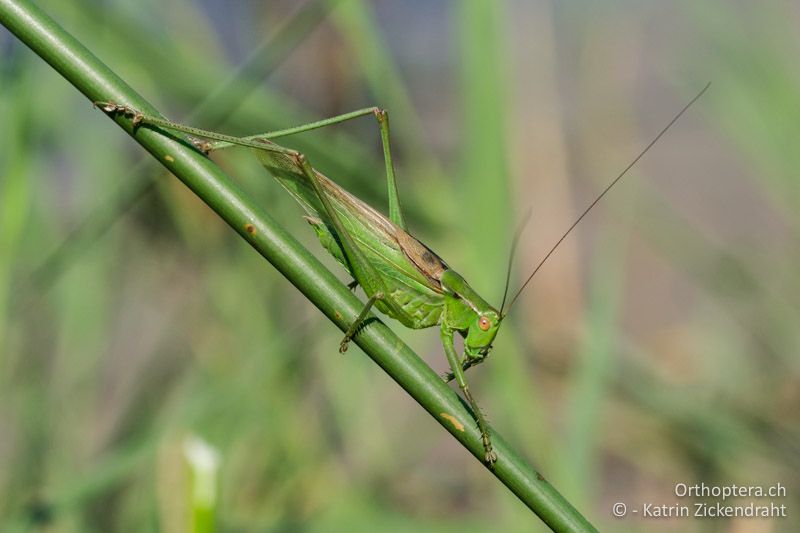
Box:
0 1 598 530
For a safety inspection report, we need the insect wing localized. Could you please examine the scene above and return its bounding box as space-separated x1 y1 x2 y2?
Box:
255 149 446 295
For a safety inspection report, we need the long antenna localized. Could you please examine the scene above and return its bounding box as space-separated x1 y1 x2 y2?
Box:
500 207 532 316
504 82 710 314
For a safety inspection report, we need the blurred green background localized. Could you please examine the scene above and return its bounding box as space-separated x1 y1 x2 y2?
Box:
1 0 798 531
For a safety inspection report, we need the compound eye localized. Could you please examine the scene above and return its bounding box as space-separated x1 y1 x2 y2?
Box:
478 316 491 331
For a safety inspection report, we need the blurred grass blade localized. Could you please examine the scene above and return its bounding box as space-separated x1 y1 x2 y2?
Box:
183 436 220 533
455 0 512 292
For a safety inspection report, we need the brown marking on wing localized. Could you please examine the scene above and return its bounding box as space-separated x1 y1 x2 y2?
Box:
314 168 448 290
394 230 448 287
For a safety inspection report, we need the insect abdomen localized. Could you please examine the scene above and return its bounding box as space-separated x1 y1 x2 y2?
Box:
384 285 443 329
305 216 351 273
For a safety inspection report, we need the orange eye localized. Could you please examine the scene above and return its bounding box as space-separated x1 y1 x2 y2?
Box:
478 316 491 331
